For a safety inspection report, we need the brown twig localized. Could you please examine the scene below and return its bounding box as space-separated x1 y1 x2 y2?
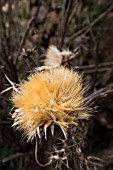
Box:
86 84 113 104
1 151 33 164
82 67 112 74
70 4 113 41
14 0 20 45
15 1 42 64
60 0 74 49
15 16 36 64
74 61 113 71
68 1 80 25
0 1 7 39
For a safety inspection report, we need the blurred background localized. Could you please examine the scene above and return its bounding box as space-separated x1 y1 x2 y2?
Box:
0 0 113 169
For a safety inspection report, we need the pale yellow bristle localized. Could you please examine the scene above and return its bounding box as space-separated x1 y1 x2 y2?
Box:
11 66 90 141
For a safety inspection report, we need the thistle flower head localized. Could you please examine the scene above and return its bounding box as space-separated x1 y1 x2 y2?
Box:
11 66 90 141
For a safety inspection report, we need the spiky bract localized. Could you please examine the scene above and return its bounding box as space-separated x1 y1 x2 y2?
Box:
11 66 89 141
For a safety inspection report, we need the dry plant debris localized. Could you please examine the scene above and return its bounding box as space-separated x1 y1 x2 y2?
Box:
11 46 90 141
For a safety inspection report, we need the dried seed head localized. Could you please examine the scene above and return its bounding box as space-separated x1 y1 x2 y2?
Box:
11 66 90 141
45 45 62 66
44 45 74 67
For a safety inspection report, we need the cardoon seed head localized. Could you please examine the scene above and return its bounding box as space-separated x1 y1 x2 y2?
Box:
11 49 90 141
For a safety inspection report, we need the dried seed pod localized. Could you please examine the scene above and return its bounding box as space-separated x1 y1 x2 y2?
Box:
11 65 90 141
44 45 77 67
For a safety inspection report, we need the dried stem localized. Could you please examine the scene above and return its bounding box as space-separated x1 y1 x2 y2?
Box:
0 151 33 164
60 0 74 49
15 16 36 64
70 4 113 41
